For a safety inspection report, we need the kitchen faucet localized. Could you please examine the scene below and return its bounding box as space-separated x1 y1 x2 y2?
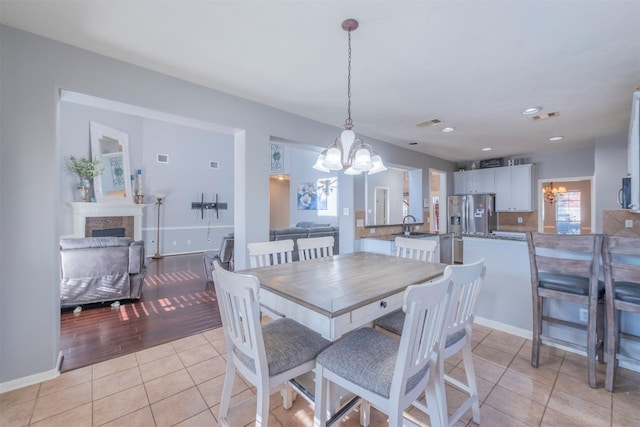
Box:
402 215 417 234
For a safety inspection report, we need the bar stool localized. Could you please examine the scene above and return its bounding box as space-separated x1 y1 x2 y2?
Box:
526 232 604 388
602 234 640 391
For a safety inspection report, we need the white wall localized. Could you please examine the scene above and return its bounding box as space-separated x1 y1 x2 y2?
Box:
594 133 628 232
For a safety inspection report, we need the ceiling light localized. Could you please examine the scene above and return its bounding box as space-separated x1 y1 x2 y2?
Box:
314 19 386 175
441 127 455 133
481 147 492 152
522 106 542 115
548 136 564 142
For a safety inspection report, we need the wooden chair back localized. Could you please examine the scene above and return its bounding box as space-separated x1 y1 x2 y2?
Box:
395 236 438 262
527 232 602 302
297 236 334 261
247 239 294 268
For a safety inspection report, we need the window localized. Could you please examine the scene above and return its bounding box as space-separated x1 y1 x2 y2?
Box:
317 177 338 217
556 191 581 234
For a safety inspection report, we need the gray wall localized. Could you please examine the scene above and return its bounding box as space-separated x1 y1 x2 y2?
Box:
0 24 456 386
0 23 630 387
60 101 235 256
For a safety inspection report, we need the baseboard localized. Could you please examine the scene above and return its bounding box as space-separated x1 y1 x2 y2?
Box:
474 316 533 340
0 351 62 394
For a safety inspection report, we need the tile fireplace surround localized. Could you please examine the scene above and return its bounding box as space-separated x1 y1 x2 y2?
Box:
69 202 147 241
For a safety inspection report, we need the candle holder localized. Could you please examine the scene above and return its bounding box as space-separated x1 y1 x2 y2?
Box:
152 193 166 260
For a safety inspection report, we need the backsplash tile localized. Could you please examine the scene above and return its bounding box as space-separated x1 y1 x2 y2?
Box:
603 210 640 237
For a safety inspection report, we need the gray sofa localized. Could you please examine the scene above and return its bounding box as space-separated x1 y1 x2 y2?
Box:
59 237 147 308
270 222 339 261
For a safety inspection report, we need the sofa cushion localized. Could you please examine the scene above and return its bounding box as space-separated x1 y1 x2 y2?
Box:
60 237 134 250
271 227 306 236
296 221 330 228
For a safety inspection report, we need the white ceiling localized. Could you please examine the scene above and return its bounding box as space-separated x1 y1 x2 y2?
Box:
2 1 639 163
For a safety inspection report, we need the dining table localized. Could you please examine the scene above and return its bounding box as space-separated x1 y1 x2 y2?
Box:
238 251 447 341
238 251 447 425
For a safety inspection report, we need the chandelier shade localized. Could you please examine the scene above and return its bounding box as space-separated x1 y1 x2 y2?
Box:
313 19 386 175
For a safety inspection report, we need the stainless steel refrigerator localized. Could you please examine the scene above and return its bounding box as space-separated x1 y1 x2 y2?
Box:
447 193 497 263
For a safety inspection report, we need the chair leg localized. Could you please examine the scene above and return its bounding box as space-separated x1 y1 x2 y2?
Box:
314 365 327 427
219 360 236 425
587 300 598 388
359 400 370 427
423 371 445 427
281 381 296 409
462 340 480 424
531 295 543 368
256 384 270 427
596 299 605 363
605 309 620 391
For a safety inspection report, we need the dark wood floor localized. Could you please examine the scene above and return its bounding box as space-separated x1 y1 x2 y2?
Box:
59 253 222 372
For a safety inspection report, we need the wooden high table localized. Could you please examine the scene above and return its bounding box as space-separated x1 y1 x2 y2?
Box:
239 251 447 341
240 251 447 425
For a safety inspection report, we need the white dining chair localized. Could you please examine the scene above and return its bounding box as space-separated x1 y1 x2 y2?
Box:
297 236 334 261
313 268 453 427
395 236 438 262
248 239 294 267
373 259 486 426
212 260 331 427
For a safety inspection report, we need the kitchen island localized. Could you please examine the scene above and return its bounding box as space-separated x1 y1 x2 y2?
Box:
465 235 640 369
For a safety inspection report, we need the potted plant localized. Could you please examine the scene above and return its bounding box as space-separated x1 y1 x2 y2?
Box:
67 155 103 201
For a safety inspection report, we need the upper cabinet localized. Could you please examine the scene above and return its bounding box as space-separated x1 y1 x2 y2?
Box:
453 169 495 194
494 164 533 212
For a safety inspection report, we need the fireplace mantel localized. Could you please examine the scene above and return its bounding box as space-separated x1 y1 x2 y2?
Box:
70 202 147 240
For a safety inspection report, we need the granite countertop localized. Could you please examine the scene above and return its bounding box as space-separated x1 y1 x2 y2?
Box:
362 232 440 241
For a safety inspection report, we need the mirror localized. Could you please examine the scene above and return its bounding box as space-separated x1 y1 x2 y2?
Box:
90 121 133 203
365 166 423 225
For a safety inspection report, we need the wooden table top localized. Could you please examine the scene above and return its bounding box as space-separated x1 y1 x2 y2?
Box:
239 252 447 318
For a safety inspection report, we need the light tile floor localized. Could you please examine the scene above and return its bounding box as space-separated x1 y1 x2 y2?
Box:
2 324 639 426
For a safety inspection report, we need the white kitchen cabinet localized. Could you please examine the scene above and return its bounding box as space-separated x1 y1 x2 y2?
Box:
494 164 533 212
453 169 495 194
360 238 394 256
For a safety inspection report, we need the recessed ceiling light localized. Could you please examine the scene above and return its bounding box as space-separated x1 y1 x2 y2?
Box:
522 106 542 115
548 136 564 142
409 142 418 145
481 147 492 152
441 127 455 133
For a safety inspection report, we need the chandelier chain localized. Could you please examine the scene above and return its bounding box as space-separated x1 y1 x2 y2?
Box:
346 29 352 126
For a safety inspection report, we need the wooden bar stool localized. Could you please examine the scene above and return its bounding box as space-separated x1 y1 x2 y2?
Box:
602 234 640 391
526 232 604 388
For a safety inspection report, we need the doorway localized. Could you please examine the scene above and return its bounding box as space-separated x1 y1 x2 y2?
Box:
538 177 594 234
429 169 448 233
269 175 290 229
375 187 389 225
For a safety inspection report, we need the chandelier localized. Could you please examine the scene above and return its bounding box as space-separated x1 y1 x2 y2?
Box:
313 19 387 175
542 182 567 204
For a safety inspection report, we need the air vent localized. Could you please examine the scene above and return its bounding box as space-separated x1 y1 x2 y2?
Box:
209 161 219 169
156 154 169 163
416 118 442 127
532 111 560 121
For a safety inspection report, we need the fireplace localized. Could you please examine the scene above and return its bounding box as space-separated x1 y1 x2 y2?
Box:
70 202 146 240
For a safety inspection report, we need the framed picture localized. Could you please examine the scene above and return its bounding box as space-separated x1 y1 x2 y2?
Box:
297 182 318 210
270 143 284 172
